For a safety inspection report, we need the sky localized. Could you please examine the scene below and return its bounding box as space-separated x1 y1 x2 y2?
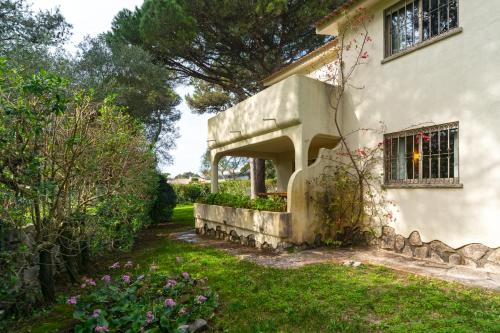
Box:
31 0 211 177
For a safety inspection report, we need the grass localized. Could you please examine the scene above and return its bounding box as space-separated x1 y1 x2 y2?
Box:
15 204 500 332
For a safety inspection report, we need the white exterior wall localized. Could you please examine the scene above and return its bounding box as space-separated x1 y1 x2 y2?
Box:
307 0 500 248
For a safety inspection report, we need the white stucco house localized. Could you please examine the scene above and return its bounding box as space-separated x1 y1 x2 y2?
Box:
195 0 500 269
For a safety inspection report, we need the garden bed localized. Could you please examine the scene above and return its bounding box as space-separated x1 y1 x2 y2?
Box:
194 203 291 250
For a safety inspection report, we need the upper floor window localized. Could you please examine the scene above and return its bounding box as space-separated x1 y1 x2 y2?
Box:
384 122 459 186
385 0 459 57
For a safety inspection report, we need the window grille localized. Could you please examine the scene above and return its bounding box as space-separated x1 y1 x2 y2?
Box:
385 0 459 57
384 122 459 185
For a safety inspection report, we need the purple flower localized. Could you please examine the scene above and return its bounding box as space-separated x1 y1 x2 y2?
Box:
109 262 120 269
92 309 101 318
66 296 77 305
95 326 109 332
166 279 177 288
87 278 96 286
165 298 176 308
124 260 133 268
101 275 111 283
196 295 207 304
181 272 189 279
122 275 131 283
145 311 154 324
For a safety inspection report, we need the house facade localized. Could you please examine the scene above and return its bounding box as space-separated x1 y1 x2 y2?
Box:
195 0 500 268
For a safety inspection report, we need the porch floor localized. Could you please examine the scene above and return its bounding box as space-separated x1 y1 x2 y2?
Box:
172 230 500 291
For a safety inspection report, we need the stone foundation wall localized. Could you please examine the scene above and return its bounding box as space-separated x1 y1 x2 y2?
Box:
197 224 290 251
194 203 292 250
0 225 65 315
374 227 500 272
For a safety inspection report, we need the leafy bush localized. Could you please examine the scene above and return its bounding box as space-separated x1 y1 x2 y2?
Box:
151 175 177 223
173 179 278 204
68 263 217 332
172 183 210 204
198 193 286 212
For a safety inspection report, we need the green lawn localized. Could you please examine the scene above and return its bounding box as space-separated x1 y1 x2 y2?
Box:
15 204 500 332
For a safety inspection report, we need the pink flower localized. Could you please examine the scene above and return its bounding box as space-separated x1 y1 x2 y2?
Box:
109 262 120 269
122 275 131 283
165 298 176 308
124 260 133 268
92 309 101 318
86 278 96 286
66 296 77 305
95 326 109 332
196 295 207 304
145 311 154 324
166 279 177 288
101 275 111 283
80 283 86 289
181 272 189 279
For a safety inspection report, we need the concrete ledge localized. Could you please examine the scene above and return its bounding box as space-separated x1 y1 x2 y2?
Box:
194 203 292 249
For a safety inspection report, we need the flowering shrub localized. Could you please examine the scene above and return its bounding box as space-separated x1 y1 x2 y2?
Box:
67 262 217 332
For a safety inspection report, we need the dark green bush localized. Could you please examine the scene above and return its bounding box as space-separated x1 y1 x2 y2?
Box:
151 175 177 223
198 193 286 212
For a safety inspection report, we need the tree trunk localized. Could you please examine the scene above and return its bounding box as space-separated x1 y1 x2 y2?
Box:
38 247 55 302
250 158 266 198
79 240 90 273
58 236 80 283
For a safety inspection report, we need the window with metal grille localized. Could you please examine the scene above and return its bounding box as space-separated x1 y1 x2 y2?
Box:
384 122 459 185
385 0 459 57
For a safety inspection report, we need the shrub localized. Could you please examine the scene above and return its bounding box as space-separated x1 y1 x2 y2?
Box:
151 175 177 223
68 263 218 332
198 193 286 212
173 179 278 204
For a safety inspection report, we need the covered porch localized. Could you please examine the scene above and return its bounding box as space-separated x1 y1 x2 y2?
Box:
196 75 343 248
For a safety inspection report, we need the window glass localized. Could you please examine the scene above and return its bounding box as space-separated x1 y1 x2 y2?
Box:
384 123 459 185
385 0 459 56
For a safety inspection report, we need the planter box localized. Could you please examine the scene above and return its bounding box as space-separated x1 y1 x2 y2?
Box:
194 203 292 249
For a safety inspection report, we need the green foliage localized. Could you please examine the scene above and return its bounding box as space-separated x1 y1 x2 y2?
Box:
172 183 210 204
150 175 177 224
312 144 390 246
0 58 160 304
198 193 286 212
173 179 278 204
70 267 217 332
110 0 345 114
0 0 71 53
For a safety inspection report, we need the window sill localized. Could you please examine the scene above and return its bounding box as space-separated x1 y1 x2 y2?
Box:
382 27 463 64
383 183 463 189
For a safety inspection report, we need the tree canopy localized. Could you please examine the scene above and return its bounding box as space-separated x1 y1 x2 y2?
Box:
110 0 343 114
73 36 181 163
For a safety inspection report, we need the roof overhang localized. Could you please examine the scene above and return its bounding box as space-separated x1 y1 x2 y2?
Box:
262 39 338 87
315 0 379 36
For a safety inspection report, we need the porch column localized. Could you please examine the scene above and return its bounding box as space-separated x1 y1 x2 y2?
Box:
294 139 309 172
210 154 220 193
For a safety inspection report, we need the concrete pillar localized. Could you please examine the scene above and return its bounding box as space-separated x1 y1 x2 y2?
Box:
275 153 294 192
294 139 309 172
210 154 220 193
